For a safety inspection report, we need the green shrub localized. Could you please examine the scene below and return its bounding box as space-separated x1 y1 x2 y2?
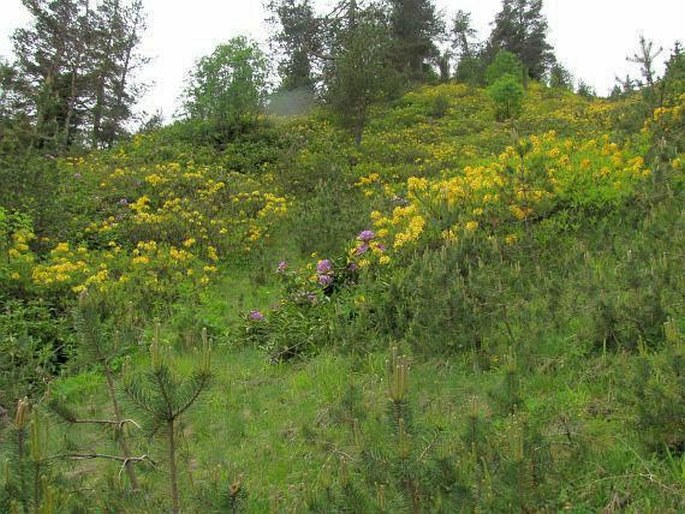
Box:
488 73 525 121
485 50 524 86
632 320 685 455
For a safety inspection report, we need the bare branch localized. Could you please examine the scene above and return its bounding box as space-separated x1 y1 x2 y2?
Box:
68 418 141 430
54 453 155 466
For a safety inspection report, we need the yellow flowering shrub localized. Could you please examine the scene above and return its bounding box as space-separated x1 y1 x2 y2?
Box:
368 131 651 252
0 132 292 308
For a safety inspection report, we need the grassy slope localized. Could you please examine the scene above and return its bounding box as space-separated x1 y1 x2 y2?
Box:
4 83 685 512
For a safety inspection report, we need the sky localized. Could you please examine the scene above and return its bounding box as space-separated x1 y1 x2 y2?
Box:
1 0 683 122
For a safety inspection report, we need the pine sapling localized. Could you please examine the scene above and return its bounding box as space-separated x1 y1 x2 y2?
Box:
124 322 212 514
11 398 30 512
47 291 143 492
386 346 422 512
387 346 411 429
2 399 54 514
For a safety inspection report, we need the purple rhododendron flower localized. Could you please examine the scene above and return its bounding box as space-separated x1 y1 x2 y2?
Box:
248 310 264 321
318 273 333 287
347 262 359 272
316 259 333 275
358 230 375 242
376 243 386 252
355 244 369 256
276 260 288 273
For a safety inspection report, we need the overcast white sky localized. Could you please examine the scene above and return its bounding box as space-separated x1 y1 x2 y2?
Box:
1 0 683 121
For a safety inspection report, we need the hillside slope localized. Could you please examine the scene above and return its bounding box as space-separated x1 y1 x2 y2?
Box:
1 83 684 512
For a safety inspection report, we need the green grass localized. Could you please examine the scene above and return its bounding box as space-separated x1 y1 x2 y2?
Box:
1 81 684 512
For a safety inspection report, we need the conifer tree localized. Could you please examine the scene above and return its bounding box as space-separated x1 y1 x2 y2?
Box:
1 398 54 513
6 0 146 150
267 0 400 140
627 35 663 89
659 42 685 107
88 0 148 148
324 2 396 144
576 79 595 98
611 74 638 99
547 62 573 90
452 10 477 60
46 291 143 492
387 0 443 81
487 0 554 81
451 10 484 84
266 0 318 92
123 323 212 514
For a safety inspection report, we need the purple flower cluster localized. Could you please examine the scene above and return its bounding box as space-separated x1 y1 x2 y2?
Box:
276 260 288 273
318 273 333 286
248 310 264 321
354 229 385 256
316 259 332 274
316 258 334 288
358 230 375 243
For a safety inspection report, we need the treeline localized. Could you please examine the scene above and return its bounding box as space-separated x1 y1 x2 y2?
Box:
0 0 682 218
0 0 146 152
0 0 583 154
2 0 681 153
268 0 556 89
264 0 561 141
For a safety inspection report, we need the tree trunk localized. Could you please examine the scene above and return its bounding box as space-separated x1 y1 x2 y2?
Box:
62 64 79 150
168 418 180 514
92 74 105 149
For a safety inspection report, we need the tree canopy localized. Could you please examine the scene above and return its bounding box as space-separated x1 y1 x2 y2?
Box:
487 0 554 81
182 36 269 138
5 0 146 150
387 0 443 81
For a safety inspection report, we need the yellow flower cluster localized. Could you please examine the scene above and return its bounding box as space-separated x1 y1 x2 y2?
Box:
368 131 651 252
355 173 380 187
62 153 290 262
32 255 89 287
12 134 295 300
7 229 35 261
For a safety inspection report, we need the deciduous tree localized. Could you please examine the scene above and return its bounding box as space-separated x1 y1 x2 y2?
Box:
182 36 269 139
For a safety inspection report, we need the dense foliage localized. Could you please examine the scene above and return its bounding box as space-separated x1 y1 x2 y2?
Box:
1 0 684 512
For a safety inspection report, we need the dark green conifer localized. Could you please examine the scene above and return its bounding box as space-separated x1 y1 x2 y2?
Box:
488 0 554 81
387 0 443 81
